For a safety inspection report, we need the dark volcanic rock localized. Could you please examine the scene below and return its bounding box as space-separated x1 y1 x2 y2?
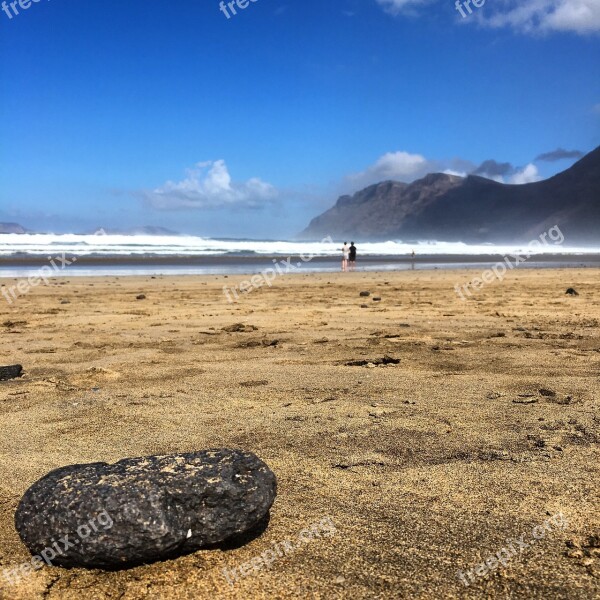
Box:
136 294 146 300
0 365 23 381
223 323 258 333
345 355 400 367
15 449 277 569
359 291 371 297
565 288 579 296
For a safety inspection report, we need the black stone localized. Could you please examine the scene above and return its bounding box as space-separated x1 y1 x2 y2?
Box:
345 355 400 367
565 288 579 295
0 365 22 381
359 291 370 297
136 294 146 300
15 449 276 569
222 323 258 332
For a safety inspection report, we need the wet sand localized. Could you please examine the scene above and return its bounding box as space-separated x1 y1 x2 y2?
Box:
0 269 598 599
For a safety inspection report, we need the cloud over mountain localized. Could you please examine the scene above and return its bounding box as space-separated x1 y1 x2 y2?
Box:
536 148 585 161
347 150 544 189
473 160 514 178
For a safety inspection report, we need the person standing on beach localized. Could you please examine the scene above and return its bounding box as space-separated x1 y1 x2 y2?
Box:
349 242 357 271
341 242 349 272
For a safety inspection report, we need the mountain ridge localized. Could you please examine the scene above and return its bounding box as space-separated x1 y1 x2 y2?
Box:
0 222 28 234
300 146 600 243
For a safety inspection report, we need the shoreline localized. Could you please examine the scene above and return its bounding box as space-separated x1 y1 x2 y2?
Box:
1 253 600 279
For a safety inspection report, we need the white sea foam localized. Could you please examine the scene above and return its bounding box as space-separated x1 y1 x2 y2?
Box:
0 233 597 257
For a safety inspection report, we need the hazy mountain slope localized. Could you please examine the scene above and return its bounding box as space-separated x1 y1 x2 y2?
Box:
300 146 600 243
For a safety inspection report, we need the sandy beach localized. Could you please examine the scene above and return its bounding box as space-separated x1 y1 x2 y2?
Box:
0 268 598 599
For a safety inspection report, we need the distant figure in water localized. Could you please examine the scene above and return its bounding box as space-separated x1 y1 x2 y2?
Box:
411 249 416 259
349 242 357 271
341 242 349 272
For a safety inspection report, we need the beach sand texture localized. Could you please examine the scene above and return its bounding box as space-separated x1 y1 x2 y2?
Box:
0 269 598 599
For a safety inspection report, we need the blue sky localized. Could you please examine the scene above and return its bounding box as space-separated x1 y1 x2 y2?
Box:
0 0 598 238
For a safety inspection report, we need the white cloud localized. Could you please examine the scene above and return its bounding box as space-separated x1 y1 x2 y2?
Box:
347 151 431 189
509 163 542 184
376 0 430 14
346 151 475 190
361 151 428 179
346 150 545 191
478 0 600 34
143 160 278 210
376 0 600 34
442 168 468 177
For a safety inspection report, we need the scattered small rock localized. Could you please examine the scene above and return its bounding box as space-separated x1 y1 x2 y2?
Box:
539 388 556 397
360 304 369 309
60 299 71 305
372 297 382 302
136 294 146 300
240 380 269 387
345 356 400 367
555 395 574 405
565 288 579 296
237 339 278 348
369 409 390 418
313 396 337 404
333 455 386 470
223 323 258 333
2 320 27 328
15 449 276 568
0 365 23 381
359 291 371 297
513 397 539 404
587 535 600 548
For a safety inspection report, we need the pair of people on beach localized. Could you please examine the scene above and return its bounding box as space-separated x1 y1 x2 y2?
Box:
341 242 356 272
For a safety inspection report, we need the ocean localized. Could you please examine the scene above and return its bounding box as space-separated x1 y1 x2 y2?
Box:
1 233 599 278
